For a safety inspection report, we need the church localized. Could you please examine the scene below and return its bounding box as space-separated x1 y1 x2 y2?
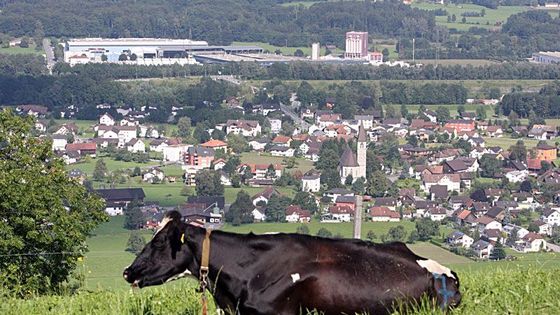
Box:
339 125 367 183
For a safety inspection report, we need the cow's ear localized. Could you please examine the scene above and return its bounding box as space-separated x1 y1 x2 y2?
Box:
168 222 186 259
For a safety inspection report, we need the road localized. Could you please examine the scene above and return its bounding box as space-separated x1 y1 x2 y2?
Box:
42 38 56 72
280 103 310 131
210 75 310 130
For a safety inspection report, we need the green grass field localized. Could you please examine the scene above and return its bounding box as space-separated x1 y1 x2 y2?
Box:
67 158 160 177
247 79 552 99
0 43 43 55
410 59 497 66
482 137 557 150
412 3 530 31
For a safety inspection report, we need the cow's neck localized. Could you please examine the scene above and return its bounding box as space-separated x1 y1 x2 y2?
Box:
184 226 247 310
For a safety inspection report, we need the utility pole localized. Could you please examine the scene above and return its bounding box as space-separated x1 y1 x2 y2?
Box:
353 195 363 239
412 38 415 62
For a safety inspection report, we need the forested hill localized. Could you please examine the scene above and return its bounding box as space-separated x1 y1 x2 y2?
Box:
0 0 436 46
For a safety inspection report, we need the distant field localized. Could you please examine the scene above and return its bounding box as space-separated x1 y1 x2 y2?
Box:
248 79 552 98
410 59 497 66
412 3 530 31
0 44 43 55
240 151 315 174
385 103 494 117
482 137 557 149
66 157 159 177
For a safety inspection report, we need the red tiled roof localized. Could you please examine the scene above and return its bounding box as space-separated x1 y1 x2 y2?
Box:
65 142 96 151
369 206 400 218
201 139 227 148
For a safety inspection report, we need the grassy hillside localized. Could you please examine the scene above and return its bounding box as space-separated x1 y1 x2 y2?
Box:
3 266 560 314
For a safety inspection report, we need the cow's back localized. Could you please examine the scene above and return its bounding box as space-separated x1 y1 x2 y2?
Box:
240 234 432 315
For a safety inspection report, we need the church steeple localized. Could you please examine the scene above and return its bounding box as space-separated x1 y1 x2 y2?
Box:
357 124 367 179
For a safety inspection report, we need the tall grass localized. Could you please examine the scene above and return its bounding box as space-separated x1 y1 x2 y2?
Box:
2 266 559 314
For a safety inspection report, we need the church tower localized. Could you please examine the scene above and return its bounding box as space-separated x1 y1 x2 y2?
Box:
357 125 367 179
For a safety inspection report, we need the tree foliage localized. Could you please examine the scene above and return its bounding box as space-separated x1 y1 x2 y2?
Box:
225 190 254 225
125 231 146 255
0 110 106 296
123 199 144 230
195 169 224 196
415 218 440 241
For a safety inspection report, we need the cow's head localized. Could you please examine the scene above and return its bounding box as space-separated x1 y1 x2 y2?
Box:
123 211 195 288
416 259 461 310
432 270 462 310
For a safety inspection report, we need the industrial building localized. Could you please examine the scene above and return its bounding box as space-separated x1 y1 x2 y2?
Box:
344 31 368 59
64 38 208 65
532 51 560 64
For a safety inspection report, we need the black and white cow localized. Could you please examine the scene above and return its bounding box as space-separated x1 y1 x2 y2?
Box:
124 211 461 315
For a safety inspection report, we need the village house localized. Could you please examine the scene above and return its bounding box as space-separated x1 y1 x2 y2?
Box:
316 113 342 129
149 138 169 152
143 167 165 183
354 115 375 130
301 174 321 193
268 118 282 134
199 139 228 152
427 207 447 221
485 125 503 138
477 216 502 233
65 142 97 157
422 173 461 193
447 231 474 248
528 124 556 140
326 205 353 222
95 188 145 216
51 134 68 151
443 158 479 174
99 113 116 126
369 206 400 222
373 197 400 211
335 196 356 211
517 232 547 253
541 208 560 226
252 187 282 206
16 105 48 117
471 240 493 259
34 120 47 133
535 143 557 162
163 144 189 162
126 138 146 153
226 120 262 137
443 120 475 132
285 205 311 223
532 220 550 236
212 158 227 171
269 145 295 157
249 137 270 151
54 123 78 136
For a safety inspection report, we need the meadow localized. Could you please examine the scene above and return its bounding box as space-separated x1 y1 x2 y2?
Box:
0 43 43 55
247 79 552 99
3 216 560 314
412 3 530 31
